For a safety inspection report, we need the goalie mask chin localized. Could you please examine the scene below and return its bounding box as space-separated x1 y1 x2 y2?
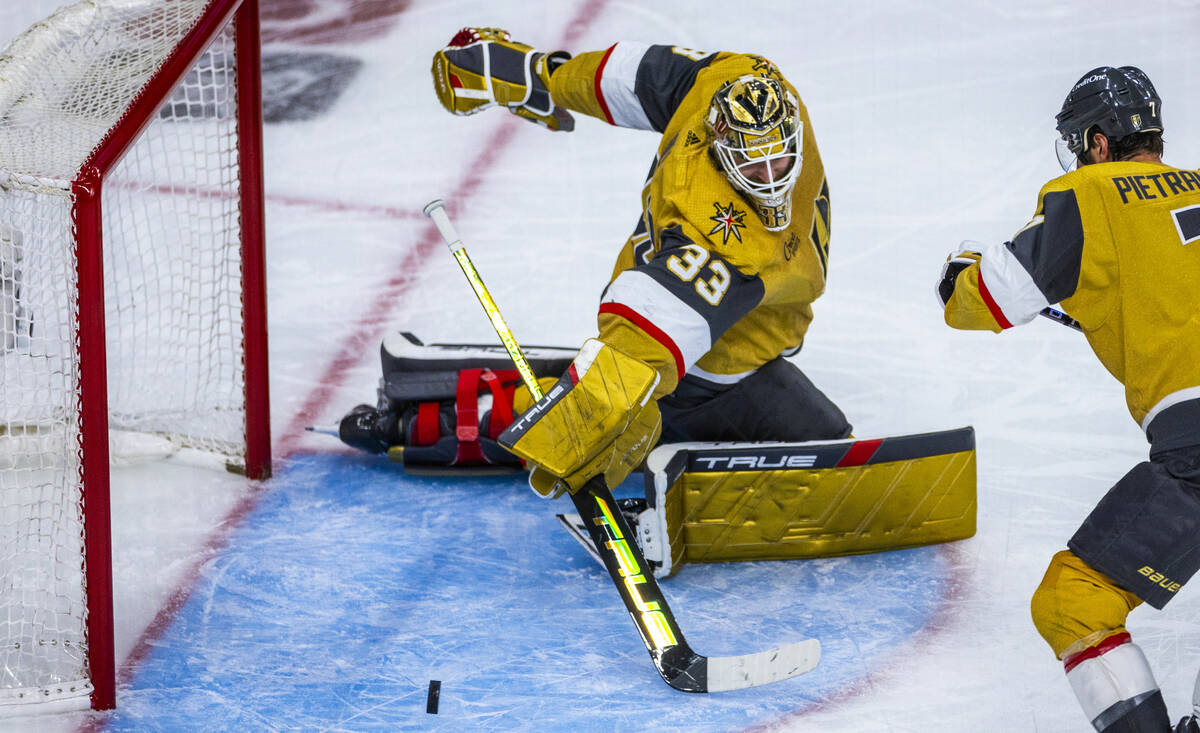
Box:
706 75 802 231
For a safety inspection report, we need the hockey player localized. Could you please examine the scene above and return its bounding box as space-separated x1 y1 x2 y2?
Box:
342 28 851 492
937 66 1200 733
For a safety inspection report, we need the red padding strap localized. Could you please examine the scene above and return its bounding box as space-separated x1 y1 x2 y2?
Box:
482 370 515 439
453 368 525 464
497 384 519 436
455 369 486 464
413 402 441 446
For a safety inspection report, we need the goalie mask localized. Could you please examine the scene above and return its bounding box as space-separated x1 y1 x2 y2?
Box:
706 75 802 231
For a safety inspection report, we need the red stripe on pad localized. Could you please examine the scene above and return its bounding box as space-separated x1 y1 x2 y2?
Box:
597 301 685 381
593 44 617 125
977 272 1013 329
836 438 883 467
1063 632 1132 674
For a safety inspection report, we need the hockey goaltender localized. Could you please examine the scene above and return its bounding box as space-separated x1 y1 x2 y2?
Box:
321 28 976 583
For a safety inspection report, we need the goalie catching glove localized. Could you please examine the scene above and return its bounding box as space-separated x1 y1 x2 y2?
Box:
499 339 662 499
431 27 575 132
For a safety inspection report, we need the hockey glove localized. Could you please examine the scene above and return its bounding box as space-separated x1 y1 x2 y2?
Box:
499 339 662 499
431 27 575 132
936 245 983 308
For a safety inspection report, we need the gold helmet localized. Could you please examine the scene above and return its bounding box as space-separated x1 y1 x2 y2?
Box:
705 75 802 231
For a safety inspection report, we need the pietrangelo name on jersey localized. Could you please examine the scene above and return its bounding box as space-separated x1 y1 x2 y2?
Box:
1111 169 1200 204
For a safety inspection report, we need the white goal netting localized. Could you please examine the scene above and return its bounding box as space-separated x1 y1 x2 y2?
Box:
0 0 257 710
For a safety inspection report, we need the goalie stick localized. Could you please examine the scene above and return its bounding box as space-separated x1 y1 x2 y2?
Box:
422 198 820 692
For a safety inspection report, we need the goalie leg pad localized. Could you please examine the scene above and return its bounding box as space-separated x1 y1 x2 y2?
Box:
639 428 977 578
337 333 575 474
342 370 524 472
379 331 574 407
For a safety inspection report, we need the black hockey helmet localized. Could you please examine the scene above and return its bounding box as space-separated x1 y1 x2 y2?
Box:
1054 66 1161 170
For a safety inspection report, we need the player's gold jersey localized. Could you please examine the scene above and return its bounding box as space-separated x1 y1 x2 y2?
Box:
549 44 830 397
944 160 1200 448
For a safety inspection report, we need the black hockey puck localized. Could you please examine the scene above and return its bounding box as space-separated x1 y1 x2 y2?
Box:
426 680 441 714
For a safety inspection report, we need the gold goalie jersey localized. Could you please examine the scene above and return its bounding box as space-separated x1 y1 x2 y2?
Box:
547 44 831 397
944 161 1200 450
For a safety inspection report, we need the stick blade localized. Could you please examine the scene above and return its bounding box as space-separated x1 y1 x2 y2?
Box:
704 638 821 692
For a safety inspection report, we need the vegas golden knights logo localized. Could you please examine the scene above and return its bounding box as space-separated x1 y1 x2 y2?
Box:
709 201 747 244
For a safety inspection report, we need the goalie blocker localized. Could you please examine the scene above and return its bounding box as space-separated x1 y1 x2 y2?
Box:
561 428 976 578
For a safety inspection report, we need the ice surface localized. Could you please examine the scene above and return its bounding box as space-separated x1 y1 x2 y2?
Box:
3 0 1200 731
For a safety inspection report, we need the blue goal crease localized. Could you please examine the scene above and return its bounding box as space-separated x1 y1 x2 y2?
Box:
102 452 952 732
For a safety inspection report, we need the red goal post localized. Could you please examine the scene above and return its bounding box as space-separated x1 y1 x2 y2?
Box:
0 0 268 712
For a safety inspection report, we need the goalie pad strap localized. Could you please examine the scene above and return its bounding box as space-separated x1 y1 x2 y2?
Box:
487 378 516 440
414 402 440 446
455 368 482 445
453 368 522 465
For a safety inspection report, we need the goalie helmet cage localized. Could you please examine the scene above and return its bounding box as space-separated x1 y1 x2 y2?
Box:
0 0 268 714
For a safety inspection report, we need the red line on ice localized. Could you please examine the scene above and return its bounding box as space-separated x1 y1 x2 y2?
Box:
737 541 976 732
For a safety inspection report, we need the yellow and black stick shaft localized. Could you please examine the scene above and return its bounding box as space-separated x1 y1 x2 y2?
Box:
420 198 713 689
422 199 543 400
420 199 826 692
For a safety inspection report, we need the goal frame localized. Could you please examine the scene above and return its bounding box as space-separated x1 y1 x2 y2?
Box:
69 0 268 710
